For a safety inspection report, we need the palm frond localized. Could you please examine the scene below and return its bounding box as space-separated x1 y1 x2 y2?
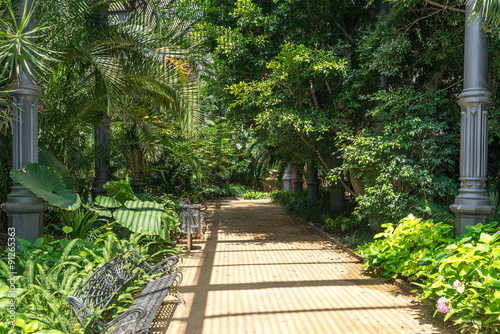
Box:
471 0 500 27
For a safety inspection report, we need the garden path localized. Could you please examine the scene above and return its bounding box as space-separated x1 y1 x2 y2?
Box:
152 198 452 334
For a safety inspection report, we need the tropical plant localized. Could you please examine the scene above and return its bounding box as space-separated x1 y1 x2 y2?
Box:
93 180 180 242
270 190 307 207
356 214 455 280
0 226 178 333
34 0 201 194
58 208 103 240
358 217 500 333
334 88 458 227
242 191 270 200
10 163 81 211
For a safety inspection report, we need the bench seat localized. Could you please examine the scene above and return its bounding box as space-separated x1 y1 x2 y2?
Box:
109 274 179 334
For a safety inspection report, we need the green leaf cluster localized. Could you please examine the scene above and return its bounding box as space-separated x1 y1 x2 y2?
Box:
358 215 500 332
335 87 458 226
357 214 454 280
0 229 178 333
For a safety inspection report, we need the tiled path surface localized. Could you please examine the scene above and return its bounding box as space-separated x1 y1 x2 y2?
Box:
154 199 451 334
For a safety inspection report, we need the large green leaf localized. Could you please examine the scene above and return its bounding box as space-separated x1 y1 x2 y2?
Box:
113 200 166 237
39 148 77 191
94 196 122 208
103 180 135 204
10 164 81 211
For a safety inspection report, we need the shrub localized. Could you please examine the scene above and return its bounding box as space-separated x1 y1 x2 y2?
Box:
203 183 254 198
243 191 270 199
357 215 500 333
270 190 307 206
415 223 500 333
284 198 333 223
0 229 179 333
336 88 458 227
356 214 454 280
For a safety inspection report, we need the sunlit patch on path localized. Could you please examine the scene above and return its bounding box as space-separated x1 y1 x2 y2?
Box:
157 199 450 334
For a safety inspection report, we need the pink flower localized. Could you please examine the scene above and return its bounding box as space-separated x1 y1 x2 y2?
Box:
437 297 450 314
453 280 465 294
496 230 500 234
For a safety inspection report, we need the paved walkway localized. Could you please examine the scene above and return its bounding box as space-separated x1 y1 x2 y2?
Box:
152 199 450 334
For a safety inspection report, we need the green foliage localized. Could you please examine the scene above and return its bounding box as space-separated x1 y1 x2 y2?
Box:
270 190 307 207
203 183 254 198
284 198 333 224
414 223 500 332
242 191 270 200
93 181 180 243
0 228 178 333
146 155 197 199
336 88 458 226
103 180 135 205
356 214 454 280
336 230 374 250
10 163 81 211
414 198 456 224
325 216 358 233
113 201 173 240
357 214 500 332
0 1 55 82
58 208 103 240
38 148 78 191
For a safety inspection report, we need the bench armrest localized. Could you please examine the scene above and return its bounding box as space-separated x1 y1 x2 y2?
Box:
143 255 179 276
66 295 94 326
100 306 146 334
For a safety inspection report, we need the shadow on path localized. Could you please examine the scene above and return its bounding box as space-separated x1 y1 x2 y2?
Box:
163 199 452 334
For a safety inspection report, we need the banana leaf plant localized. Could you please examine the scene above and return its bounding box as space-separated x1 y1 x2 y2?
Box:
93 180 179 242
11 162 178 242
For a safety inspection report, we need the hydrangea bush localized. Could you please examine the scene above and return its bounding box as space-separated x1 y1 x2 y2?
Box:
357 216 500 333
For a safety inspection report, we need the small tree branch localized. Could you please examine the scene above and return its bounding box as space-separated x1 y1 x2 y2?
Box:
309 80 320 109
325 80 332 94
425 0 465 13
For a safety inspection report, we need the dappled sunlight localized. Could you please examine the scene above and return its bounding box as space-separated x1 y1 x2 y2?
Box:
160 199 448 334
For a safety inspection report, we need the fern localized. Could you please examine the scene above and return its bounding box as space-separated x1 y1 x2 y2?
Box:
414 199 455 224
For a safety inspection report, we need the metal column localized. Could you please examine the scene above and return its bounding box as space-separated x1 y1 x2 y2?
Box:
283 163 293 191
450 2 495 235
307 165 319 199
92 114 111 197
2 0 48 243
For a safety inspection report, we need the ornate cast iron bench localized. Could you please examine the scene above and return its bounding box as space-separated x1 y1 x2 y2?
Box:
66 248 183 334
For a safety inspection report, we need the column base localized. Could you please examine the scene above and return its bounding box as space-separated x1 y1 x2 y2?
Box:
450 202 495 236
2 185 48 245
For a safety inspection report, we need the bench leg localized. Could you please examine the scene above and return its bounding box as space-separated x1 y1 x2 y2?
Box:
170 272 186 305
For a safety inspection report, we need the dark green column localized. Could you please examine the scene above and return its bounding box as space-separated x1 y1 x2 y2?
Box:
2 0 48 243
450 1 494 235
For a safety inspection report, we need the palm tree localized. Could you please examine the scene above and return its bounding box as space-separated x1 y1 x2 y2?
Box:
471 0 500 26
36 0 201 196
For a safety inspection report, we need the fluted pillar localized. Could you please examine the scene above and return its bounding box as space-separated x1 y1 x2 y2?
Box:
283 163 292 191
307 165 319 199
92 114 111 197
450 2 494 235
2 0 48 243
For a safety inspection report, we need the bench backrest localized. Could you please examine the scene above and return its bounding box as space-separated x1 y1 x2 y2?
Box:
74 249 146 318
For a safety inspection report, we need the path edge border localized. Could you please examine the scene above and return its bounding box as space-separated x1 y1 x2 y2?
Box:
306 222 422 296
